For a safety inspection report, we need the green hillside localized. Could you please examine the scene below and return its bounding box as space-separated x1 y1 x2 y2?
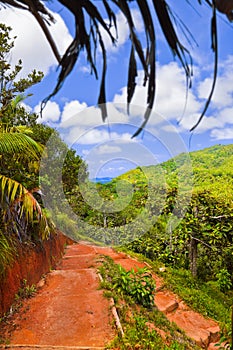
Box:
109 144 233 344
116 143 233 198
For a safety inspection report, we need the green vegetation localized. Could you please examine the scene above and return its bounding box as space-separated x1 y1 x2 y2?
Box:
75 144 233 345
119 249 232 342
0 21 232 350
99 256 200 350
99 257 155 309
15 279 37 300
0 24 87 275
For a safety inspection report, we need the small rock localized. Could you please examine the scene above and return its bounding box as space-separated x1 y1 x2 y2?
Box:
190 329 210 348
155 292 179 314
159 267 166 272
37 278 45 289
207 326 220 343
165 300 179 313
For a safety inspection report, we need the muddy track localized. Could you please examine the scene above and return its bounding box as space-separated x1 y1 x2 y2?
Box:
0 242 222 349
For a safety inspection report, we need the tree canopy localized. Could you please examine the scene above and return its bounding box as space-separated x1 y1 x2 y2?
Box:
1 0 232 136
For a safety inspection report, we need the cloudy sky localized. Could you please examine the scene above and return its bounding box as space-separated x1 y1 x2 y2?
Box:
1 1 233 179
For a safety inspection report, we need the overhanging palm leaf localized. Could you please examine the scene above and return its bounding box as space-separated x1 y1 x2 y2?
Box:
0 175 50 240
0 129 43 160
0 126 48 240
1 0 233 133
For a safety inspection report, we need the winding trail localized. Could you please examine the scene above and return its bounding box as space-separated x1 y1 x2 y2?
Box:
0 242 222 349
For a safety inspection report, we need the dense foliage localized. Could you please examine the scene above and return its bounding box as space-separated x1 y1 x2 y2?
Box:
78 144 233 286
0 20 232 347
99 256 200 350
0 24 87 274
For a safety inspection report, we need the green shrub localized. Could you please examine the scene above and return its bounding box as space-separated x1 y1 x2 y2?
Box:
15 279 37 300
216 269 232 293
99 257 156 308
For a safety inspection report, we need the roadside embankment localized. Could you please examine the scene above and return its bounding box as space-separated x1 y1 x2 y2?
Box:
0 230 73 316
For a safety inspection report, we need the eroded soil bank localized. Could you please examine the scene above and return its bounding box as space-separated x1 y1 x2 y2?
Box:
0 243 115 349
0 230 72 316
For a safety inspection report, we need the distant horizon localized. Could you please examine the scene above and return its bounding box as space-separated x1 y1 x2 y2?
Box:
90 176 114 184
88 142 233 182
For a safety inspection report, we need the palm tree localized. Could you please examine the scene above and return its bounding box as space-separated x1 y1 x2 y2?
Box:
1 0 232 135
0 124 50 241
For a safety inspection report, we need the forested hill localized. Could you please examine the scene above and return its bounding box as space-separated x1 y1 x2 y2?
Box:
116 143 233 197
165 143 233 191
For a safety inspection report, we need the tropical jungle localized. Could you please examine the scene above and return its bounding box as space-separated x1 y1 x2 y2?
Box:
0 23 232 349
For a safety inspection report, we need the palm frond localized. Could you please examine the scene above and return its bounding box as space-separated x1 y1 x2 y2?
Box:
190 1 218 131
0 174 24 204
132 0 156 136
215 0 233 21
1 0 230 134
0 129 43 160
42 0 116 115
0 0 60 61
0 175 50 240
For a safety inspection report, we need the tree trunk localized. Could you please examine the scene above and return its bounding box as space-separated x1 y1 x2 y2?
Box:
103 213 107 228
189 237 198 277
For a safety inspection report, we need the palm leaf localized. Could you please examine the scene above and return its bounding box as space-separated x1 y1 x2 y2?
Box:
97 25 108 120
0 175 50 239
127 45 137 114
0 174 23 203
190 2 218 131
1 0 230 134
132 0 156 136
0 0 60 61
0 130 43 160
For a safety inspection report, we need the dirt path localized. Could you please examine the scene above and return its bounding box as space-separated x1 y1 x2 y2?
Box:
0 243 115 349
0 242 222 349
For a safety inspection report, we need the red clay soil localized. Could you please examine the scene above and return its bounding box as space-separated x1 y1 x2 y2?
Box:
0 243 115 349
0 242 223 349
0 230 71 317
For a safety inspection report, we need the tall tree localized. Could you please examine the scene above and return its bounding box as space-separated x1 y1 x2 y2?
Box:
0 24 50 241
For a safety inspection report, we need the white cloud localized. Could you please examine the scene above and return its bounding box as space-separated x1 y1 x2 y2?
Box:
34 101 60 123
61 100 88 124
63 127 122 145
114 63 201 123
112 56 233 141
211 128 233 140
219 107 233 125
0 8 72 76
198 55 233 109
179 113 223 133
198 76 233 108
59 102 129 131
100 9 144 53
96 144 122 154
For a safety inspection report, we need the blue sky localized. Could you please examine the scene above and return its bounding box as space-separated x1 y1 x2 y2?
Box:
1 1 233 179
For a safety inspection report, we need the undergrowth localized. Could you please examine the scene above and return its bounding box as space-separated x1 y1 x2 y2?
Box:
98 256 200 350
116 248 232 347
15 279 37 300
0 279 37 344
